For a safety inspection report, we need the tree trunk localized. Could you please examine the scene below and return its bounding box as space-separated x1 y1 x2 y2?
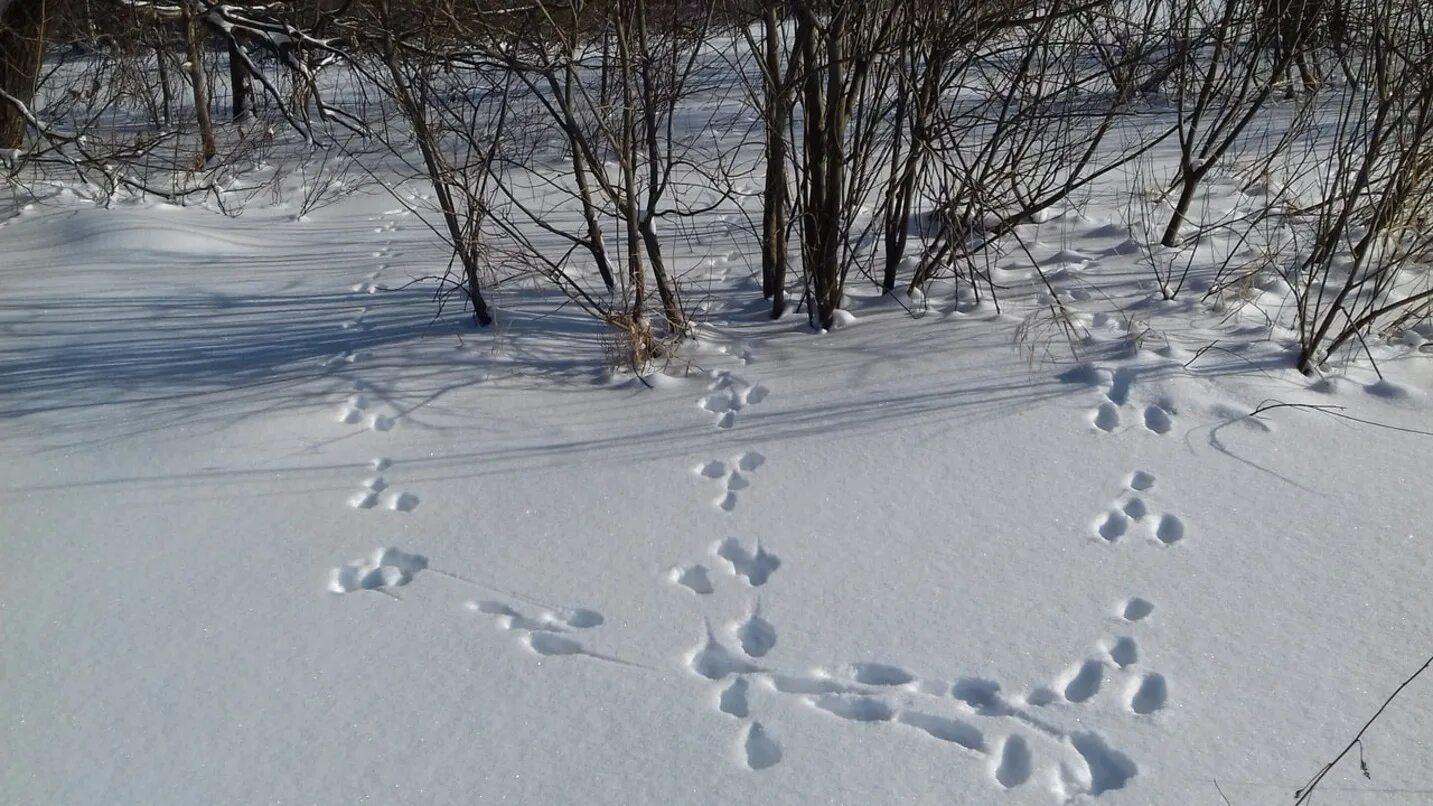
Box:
228 39 251 122
815 10 847 329
794 1 847 330
380 41 492 326
547 67 616 291
181 0 218 163
155 44 174 124
615 5 646 321
0 0 48 149
634 0 684 334
760 2 788 319
1160 166 1199 247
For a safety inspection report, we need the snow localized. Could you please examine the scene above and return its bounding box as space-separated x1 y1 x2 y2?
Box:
4 131 1433 806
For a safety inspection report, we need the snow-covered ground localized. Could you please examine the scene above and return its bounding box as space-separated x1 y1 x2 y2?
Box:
3 146 1433 805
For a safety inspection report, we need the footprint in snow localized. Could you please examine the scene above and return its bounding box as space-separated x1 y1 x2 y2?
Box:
669 564 715 595
698 371 769 430
347 475 386 509
733 606 777 658
336 392 368 424
345 463 417 512
823 662 916 687
321 350 367 368
1127 673 1168 714
1128 470 1155 491
1067 732 1139 795
810 694 895 723
1065 362 1179 436
1060 659 1105 703
694 450 766 512
1096 510 1129 542
1093 401 1121 433
1143 402 1174 435
383 490 419 512
715 538 780 587
1154 513 1185 545
1088 472 1186 546
1107 636 1139 668
688 624 764 680
994 735 1033 788
896 711 986 752
329 547 428 596
1125 495 1151 520
1120 597 1155 622
741 721 782 770
719 678 750 718
465 600 628 666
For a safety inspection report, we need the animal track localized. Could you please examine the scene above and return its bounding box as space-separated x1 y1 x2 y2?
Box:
1154 514 1185 545
694 451 766 512
348 475 385 509
720 678 750 718
669 564 715 595
332 546 616 664
334 388 398 432
811 694 895 723
665 528 1152 788
468 599 605 632
896 711 985 752
336 393 368 424
716 538 780 586
734 607 776 658
766 674 862 696
1143 403 1174 434
525 632 585 657
1128 673 1168 714
1066 362 1178 436
471 600 566 632
742 722 782 770
329 547 428 595
1122 497 1148 520
339 306 372 331
1061 660 1105 703
384 490 419 512
1024 686 1059 707
1094 402 1121 432
1120 597 1155 622
844 663 915 686
995 735 1033 788
320 350 363 368
465 599 620 665
563 609 605 629
1096 510 1129 541
698 371 769 430
952 677 1005 713
688 625 765 680
1089 473 1186 546
1106 368 1133 405
346 463 418 513
1067 732 1138 795
1108 637 1139 668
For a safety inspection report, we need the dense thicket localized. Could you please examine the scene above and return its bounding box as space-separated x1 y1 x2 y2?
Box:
2 0 1430 373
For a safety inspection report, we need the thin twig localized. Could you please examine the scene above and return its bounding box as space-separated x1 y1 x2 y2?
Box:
1250 400 1433 437
1294 653 1433 804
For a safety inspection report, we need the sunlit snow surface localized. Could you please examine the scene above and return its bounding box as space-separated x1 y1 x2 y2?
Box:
3 107 1433 806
